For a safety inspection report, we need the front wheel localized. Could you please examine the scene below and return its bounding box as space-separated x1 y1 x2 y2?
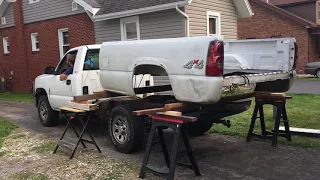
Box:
109 105 145 154
37 95 59 127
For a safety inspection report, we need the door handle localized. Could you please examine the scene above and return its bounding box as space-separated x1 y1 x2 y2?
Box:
66 80 71 85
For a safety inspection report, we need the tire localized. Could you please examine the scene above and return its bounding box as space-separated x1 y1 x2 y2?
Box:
37 95 59 127
316 69 320 78
109 105 145 154
185 116 213 136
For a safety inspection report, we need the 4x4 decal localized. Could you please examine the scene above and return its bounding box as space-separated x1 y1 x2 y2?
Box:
183 59 204 69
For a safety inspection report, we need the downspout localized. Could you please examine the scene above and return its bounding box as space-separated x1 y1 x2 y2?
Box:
175 5 189 37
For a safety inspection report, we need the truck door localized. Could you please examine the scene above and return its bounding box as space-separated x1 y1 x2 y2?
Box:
81 49 103 94
49 50 78 109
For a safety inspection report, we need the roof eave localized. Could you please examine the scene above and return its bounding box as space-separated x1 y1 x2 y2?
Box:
74 0 100 16
251 0 317 28
93 0 189 22
233 0 254 19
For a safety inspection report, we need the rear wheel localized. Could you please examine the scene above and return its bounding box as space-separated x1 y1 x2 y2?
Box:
37 95 59 127
109 105 145 153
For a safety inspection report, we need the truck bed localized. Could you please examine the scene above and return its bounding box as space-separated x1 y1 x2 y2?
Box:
99 36 296 103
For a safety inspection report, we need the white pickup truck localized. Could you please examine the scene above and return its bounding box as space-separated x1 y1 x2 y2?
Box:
33 36 297 153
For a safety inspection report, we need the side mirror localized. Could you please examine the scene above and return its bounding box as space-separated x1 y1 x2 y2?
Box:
43 66 55 74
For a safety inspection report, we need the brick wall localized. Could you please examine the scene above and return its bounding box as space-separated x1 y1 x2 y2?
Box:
309 34 320 62
24 13 95 83
0 26 16 91
0 3 95 93
238 0 313 74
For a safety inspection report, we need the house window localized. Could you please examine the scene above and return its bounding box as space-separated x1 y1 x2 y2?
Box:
207 11 221 36
29 0 40 4
58 28 70 58
1 17 6 25
72 1 78 11
318 3 320 18
2 37 9 54
120 16 140 41
31 33 39 51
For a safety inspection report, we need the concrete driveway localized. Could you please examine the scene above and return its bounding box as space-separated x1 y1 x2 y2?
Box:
288 79 320 94
1 101 320 180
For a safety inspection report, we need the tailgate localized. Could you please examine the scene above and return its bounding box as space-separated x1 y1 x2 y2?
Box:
222 38 297 87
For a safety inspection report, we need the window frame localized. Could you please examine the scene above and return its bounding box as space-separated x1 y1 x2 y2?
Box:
1 17 6 25
318 2 320 19
2 37 9 54
83 49 100 71
29 0 40 4
31 33 40 51
58 28 70 59
55 50 78 75
206 11 221 36
120 16 140 41
72 1 78 11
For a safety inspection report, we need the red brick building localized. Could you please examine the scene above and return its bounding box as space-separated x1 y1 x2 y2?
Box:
0 0 95 93
238 0 320 74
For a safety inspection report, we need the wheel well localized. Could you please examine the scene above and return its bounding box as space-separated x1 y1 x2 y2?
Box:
35 88 47 106
134 65 168 76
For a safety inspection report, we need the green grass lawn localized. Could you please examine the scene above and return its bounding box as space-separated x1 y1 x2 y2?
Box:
296 76 320 81
0 118 18 156
0 92 33 103
211 93 320 148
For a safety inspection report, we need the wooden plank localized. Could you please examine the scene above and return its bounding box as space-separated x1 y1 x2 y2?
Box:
133 107 166 116
279 126 320 138
133 103 194 116
60 107 86 113
157 111 182 116
164 103 185 109
73 91 123 103
134 85 172 94
66 101 99 111
74 94 97 102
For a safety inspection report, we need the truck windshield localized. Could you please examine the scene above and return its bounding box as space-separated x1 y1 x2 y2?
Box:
83 49 100 71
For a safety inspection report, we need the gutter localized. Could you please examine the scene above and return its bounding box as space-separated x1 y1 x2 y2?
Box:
93 0 189 22
74 0 100 16
175 5 189 37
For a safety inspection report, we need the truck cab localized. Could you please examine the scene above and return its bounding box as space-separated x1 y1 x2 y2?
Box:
33 45 103 126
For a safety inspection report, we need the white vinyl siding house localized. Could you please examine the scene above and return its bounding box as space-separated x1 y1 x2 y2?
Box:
186 0 238 40
94 9 186 43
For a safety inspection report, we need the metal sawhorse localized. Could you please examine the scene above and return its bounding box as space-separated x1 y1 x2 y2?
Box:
139 113 201 180
246 92 292 147
53 107 101 159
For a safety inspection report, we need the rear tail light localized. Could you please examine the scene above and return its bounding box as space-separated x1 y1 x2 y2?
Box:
293 42 298 69
206 41 224 76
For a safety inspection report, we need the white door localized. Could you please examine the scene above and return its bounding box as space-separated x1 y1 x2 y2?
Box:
49 50 78 109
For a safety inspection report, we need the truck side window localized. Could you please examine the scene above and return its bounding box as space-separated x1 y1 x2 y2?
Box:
56 50 78 74
83 49 100 71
